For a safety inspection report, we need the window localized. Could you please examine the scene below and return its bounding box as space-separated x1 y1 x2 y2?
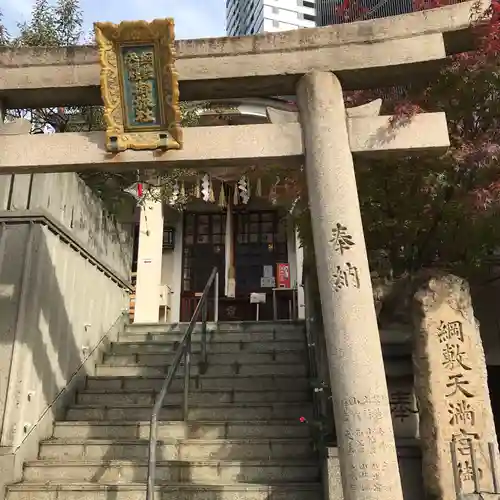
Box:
272 6 279 13
182 213 226 293
303 0 315 7
304 13 316 21
234 211 287 294
272 19 279 27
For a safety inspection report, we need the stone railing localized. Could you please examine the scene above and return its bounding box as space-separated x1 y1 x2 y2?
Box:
0 172 133 281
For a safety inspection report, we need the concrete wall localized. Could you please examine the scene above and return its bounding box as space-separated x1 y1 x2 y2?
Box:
0 220 129 498
0 172 133 281
0 171 132 498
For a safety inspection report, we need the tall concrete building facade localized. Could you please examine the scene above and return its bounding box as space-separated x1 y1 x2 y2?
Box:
226 0 317 35
226 0 418 37
316 0 415 25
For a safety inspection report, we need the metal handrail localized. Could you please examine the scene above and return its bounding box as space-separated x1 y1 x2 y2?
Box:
303 262 335 448
146 266 219 500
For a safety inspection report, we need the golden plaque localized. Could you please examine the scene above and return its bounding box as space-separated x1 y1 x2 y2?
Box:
94 19 182 152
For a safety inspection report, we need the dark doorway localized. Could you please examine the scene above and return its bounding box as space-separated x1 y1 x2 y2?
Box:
180 209 289 322
180 212 226 321
487 365 500 445
231 209 287 320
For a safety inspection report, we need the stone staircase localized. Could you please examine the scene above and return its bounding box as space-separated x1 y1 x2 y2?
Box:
7 321 324 500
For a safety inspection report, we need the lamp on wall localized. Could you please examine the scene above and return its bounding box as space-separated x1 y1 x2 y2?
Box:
163 226 175 250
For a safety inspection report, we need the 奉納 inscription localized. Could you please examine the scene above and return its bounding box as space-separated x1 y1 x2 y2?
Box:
332 262 360 291
330 223 355 254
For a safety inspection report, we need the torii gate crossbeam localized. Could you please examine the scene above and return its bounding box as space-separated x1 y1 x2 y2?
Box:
0 1 479 108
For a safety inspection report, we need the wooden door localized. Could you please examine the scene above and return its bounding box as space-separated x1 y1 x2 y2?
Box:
232 210 288 320
181 212 226 321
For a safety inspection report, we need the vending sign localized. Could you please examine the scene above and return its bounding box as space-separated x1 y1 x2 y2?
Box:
276 263 291 288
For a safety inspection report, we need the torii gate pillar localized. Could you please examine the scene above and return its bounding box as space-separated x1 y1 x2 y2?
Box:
297 71 404 500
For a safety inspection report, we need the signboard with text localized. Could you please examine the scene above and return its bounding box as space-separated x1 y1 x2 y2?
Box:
95 18 183 152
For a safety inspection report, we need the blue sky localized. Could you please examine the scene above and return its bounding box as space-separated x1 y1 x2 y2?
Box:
1 0 227 40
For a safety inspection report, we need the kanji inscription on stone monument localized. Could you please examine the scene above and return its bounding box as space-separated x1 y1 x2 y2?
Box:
413 274 500 500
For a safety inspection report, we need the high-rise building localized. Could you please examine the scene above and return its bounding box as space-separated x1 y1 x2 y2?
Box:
226 0 317 36
316 0 415 26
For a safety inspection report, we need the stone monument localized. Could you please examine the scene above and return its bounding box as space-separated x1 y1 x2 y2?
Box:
413 273 500 499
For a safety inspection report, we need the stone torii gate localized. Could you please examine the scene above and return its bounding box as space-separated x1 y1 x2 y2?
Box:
0 3 484 500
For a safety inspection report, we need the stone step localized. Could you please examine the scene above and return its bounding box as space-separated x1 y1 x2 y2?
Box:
102 351 307 366
110 340 306 355
53 420 312 440
93 361 409 378
38 438 316 461
66 403 313 421
119 330 305 343
125 321 305 334
85 375 310 392
24 459 320 483
77 389 311 405
94 363 307 377
7 482 322 500
383 343 412 357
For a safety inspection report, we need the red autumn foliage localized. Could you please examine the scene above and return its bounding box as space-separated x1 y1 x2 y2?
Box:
290 0 500 275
